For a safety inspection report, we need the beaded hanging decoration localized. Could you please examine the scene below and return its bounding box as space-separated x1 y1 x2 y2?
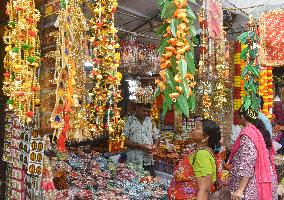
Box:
3 0 41 123
50 0 92 150
86 0 124 152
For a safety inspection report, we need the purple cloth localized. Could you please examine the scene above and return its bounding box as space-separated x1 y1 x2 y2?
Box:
229 135 278 200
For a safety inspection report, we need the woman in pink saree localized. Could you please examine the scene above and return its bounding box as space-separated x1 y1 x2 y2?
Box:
229 107 277 200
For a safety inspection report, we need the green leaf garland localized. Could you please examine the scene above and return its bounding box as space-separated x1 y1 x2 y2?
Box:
156 0 196 117
238 30 260 113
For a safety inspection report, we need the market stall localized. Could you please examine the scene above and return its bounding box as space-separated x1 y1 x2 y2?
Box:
1 0 284 199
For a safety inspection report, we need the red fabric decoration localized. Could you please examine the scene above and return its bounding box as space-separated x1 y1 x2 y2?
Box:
259 10 284 67
164 111 174 126
207 0 223 39
57 104 71 152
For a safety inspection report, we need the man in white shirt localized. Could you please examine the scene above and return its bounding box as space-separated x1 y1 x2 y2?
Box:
124 103 159 176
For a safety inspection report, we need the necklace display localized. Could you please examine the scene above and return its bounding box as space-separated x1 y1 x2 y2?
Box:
3 0 41 123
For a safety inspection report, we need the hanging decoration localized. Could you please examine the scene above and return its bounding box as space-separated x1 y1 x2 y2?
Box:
207 0 223 39
119 39 160 76
259 9 284 67
233 42 242 124
3 0 41 122
86 0 124 153
240 44 246 99
196 0 229 120
259 66 273 118
208 0 230 121
197 7 211 119
44 0 61 17
130 85 156 105
50 0 91 151
237 30 260 112
156 0 197 117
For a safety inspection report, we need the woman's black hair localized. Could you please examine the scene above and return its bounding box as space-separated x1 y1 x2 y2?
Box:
239 108 272 150
202 119 221 153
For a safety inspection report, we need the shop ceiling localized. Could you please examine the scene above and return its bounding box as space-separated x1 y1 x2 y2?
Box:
115 0 284 43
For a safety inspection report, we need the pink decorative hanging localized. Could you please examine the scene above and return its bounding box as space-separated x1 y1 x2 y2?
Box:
207 0 223 39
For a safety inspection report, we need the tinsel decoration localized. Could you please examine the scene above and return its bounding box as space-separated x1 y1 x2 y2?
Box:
197 7 211 119
156 0 197 117
196 0 229 121
86 0 124 153
214 37 229 111
3 0 41 122
237 31 260 112
50 0 91 151
259 66 273 118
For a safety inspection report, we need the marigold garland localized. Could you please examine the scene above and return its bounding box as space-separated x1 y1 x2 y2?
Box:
238 31 260 112
240 44 246 98
259 66 273 118
233 41 242 124
156 0 197 117
3 0 41 122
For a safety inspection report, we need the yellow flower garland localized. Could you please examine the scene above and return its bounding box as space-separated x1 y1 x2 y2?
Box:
259 66 273 118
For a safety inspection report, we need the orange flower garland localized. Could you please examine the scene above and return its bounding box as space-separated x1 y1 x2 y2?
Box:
233 42 247 124
156 0 196 117
233 42 241 124
240 44 246 99
259 66 273 118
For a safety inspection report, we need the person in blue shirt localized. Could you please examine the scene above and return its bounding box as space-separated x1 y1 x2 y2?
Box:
258 96 273 136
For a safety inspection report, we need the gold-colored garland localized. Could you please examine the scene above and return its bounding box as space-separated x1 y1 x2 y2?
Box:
86 0 124 152
197 7 211 119
50 0 91 150
3 0 41 123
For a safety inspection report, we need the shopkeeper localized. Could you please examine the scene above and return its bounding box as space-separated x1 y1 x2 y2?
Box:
124 103 159 177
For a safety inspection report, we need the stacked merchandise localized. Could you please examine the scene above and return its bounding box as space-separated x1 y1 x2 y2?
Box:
3 115 25 199
39 0 59 133
47 151 169 200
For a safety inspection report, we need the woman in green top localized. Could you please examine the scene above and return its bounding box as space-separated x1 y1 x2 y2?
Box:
168 119 221 200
